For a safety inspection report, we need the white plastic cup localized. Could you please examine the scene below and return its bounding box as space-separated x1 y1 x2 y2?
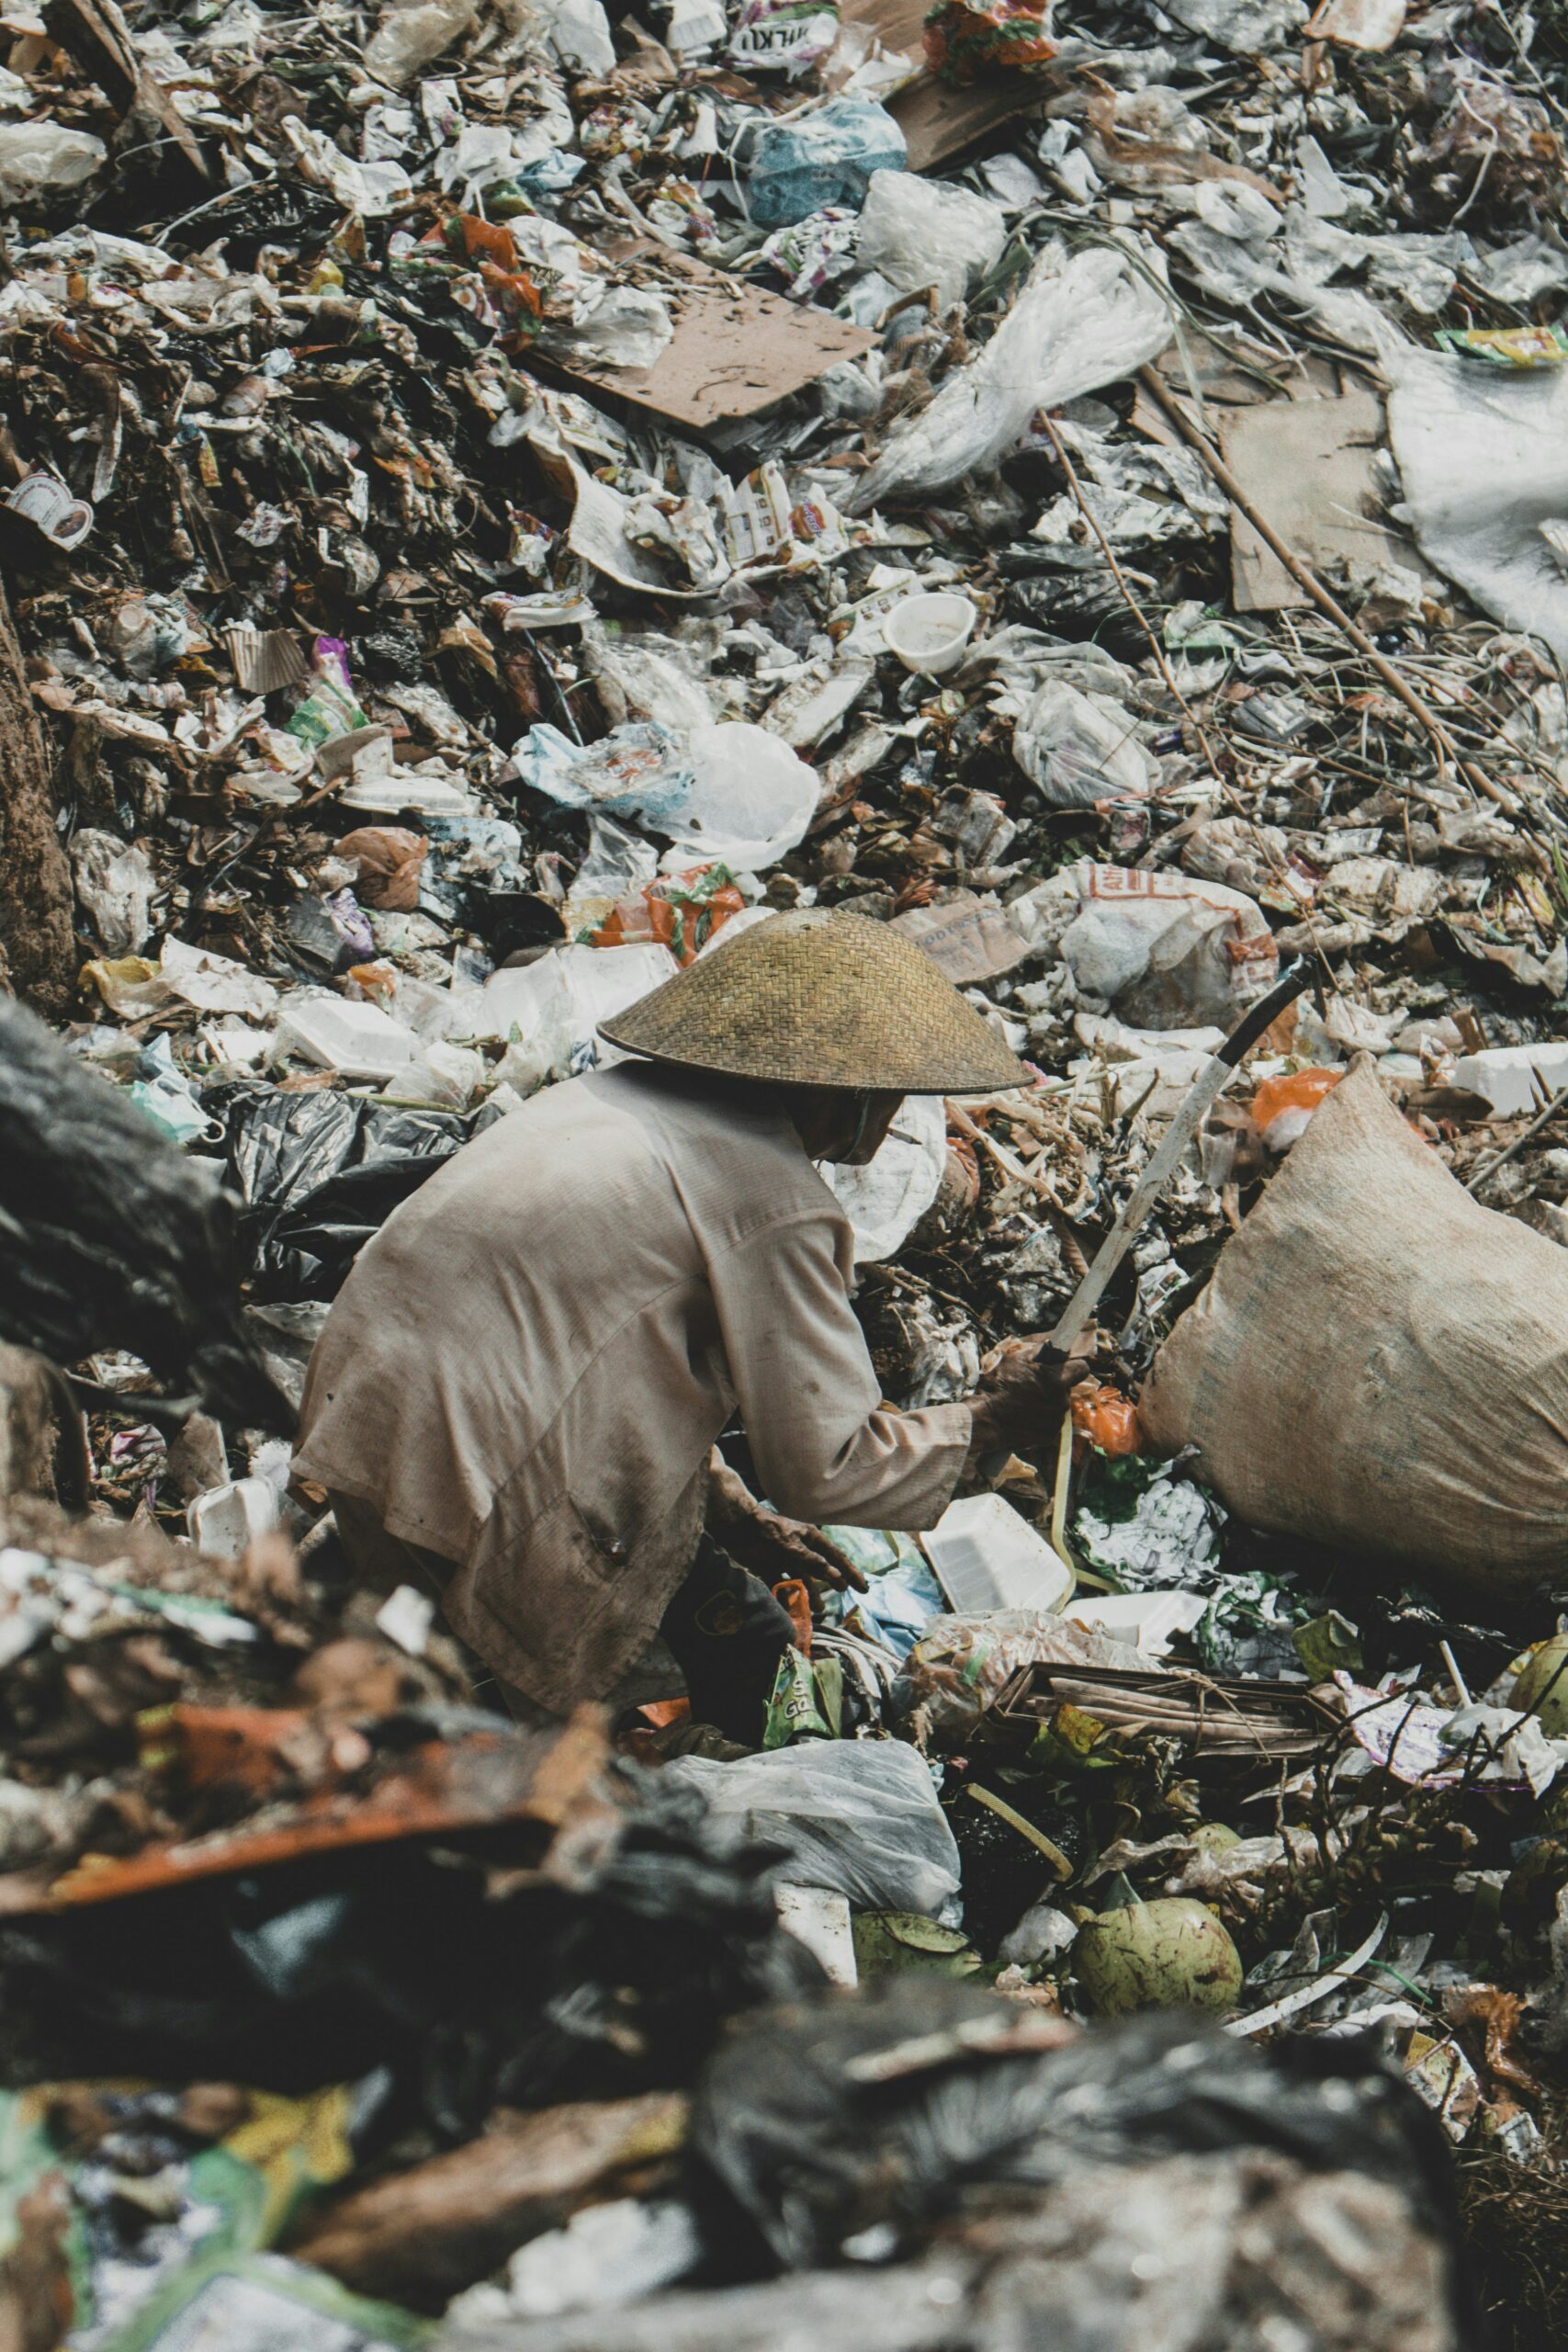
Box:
883 591 977 677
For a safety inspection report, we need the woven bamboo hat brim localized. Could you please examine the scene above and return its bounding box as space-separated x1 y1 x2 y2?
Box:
598 908 1026 1094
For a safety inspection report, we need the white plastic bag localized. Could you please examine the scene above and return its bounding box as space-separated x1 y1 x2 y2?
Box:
365 0 478 85
729 0 840 74
475 943 676 1080
1011 681 1157 807
848 243 1172 512
666 722 820 871
70 831 154 956
1169 0 1306 50
664 1740 961 1916
1386 349 1568 664
530 0 616 73
383 1040 485 1109
853 169 1008 312
0 123 106 201
1055 863 1279 1030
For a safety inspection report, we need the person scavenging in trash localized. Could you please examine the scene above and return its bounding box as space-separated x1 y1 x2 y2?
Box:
292 910 1091 1737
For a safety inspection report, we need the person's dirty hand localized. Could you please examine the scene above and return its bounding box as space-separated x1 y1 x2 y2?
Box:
727 1505 869 1592
705 1449 869 1590
964 1337 1097 1464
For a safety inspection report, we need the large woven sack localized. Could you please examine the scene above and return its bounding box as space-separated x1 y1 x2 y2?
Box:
1138 1057 1568 1594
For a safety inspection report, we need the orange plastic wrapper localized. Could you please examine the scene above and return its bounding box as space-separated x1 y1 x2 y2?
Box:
1251 1067 1341 1151
336 825 428 912
1071 1383 1143 1458
772 1577 814 1656
592 867 746 967
346 960 398 1003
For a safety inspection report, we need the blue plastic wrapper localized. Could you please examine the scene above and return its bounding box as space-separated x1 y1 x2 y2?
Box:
513 720 696 829
823 1526 944 1659
737 99 907 230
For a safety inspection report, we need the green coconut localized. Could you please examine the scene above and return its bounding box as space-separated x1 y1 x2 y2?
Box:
1511 1635 1568 1737
1073 1896 1244 2018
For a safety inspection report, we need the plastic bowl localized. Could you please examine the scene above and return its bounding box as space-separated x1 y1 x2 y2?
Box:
883 591 977 677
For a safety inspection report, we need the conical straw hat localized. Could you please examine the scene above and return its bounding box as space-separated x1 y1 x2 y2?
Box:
598 908 1025 1094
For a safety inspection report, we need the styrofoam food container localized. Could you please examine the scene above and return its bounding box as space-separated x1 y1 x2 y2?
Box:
187 1476 278 1561
920 1490 1071 1616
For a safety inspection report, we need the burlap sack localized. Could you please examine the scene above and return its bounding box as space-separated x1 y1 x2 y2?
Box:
1138 1057 1568 1594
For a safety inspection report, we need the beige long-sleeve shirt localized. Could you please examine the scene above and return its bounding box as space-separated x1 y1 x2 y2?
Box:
294 1062 969 1709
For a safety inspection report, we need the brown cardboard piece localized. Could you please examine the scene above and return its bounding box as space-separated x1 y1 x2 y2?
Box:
1218 390 1408 613
541 243 874 433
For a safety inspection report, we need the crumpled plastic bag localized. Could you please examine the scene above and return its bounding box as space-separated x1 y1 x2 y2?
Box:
692 1986 1464 2279
729 0 840 74
1168 0 1307 51
736 98 907 232
365 0 478 85
664 1740 963 1917
1056 863 1280 1029
224 1086 498 1299
823 1095 947 1262
671 724 818 871
335 826 429 912
853 169 1008 311
1386 347 1568 663
476 943 677 1085
516 720 817 874
69 830 155 956
891 1609 1148 1739
1011 680 1158 807
1010 859 1279 1030
0 122 105 201
514 721 695 830
849 243 1172 512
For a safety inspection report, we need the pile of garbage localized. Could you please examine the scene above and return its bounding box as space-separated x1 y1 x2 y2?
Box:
6 0 1568 2335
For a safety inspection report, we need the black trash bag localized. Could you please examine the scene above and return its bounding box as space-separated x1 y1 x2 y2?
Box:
224 1089 500 1299
0 999 293 1430
690 1980 1464 2275
0 1755 821 2144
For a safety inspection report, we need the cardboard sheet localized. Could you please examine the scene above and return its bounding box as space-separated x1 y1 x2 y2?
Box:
1219 389 1408 611
544 243 874 432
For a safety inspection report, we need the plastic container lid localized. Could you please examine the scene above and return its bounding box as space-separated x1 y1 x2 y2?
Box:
920 1490 1071 1616
1061 1589 1207 1656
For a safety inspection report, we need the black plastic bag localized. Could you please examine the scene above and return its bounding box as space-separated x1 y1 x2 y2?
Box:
0 1000 292 1430
224 1089 499 1300
0 1756 820 2142
691 1981 1463 2273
